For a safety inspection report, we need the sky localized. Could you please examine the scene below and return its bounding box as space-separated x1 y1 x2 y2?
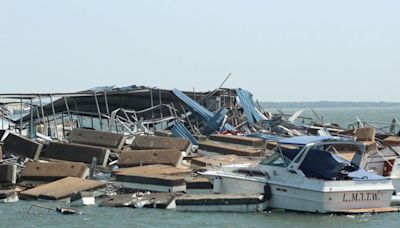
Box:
0 0 399 102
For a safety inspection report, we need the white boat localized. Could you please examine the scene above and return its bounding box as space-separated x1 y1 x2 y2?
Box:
201 136 395 213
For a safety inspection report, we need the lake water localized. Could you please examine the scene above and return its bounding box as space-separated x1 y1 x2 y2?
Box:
1 201 399 228
1 105 400 228
264 106 400 130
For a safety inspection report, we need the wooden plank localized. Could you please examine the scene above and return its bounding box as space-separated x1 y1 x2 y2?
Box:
130 135 191 152
20 161 89 182
20 177 106 200
2 132 43 160
117 149 183 168
199 140 263 157
190 155 257 168
41 142 110 167
67 128 125 150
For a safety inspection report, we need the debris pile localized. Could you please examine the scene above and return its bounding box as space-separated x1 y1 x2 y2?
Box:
0 84 399 214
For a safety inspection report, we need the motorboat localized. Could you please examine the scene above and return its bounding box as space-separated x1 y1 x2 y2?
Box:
201 136 395 213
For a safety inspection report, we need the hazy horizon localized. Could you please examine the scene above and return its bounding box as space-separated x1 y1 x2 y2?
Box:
1 1 399 102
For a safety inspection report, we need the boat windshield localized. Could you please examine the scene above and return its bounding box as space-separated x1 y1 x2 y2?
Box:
260 153 292 167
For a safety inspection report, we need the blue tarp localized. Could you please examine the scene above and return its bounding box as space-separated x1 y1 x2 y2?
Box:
235 89 264 125
172 88 235 134
171 121 198 146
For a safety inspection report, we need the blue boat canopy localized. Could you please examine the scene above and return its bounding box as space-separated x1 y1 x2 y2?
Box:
278 136 353 146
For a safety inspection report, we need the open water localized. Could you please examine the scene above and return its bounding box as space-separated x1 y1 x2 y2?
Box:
1 105 400 228
1 201 399 228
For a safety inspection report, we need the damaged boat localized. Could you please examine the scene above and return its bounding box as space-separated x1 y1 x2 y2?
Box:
201 136 395 213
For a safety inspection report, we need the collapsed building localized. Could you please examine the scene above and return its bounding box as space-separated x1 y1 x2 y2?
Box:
1 84 400 213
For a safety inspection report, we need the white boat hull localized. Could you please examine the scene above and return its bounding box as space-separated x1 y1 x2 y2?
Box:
204 172 394 213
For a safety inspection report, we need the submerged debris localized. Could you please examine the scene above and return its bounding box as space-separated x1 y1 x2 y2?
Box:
29 204 82 215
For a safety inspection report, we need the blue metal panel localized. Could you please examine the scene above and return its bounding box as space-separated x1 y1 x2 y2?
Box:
172 89 213 120
172 88 235 134
235 89 263 125
203 107 230 135
171 121 198 146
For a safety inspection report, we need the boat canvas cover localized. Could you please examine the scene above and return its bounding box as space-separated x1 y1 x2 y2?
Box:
280 147 384 180
281 148 345 180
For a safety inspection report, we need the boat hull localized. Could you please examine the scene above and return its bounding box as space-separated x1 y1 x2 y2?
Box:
203 172 394 213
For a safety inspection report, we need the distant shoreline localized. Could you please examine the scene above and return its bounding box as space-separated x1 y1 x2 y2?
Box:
260 101 400 109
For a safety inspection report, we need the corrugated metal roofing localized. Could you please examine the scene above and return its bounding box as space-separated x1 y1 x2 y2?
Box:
172 88 235 133
171 121 198 146
235 89 264 125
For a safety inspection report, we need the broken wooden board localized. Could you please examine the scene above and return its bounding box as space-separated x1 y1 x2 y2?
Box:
20 161 89 183
190 155 258 169
209 134 265 148
41 142 110 167
130 135 191 153
20 177 106 200
383 136 400 147
67 128 125 150
2 132 43 160
114 164 192 177
117 149 183 168
354 127 376 142
114 165 191 192
199 140 263 157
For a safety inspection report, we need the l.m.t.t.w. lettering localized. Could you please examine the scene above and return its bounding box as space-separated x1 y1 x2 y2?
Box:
342 192 380 202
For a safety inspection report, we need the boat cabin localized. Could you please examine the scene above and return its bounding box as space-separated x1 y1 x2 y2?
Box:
260 136 382 181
